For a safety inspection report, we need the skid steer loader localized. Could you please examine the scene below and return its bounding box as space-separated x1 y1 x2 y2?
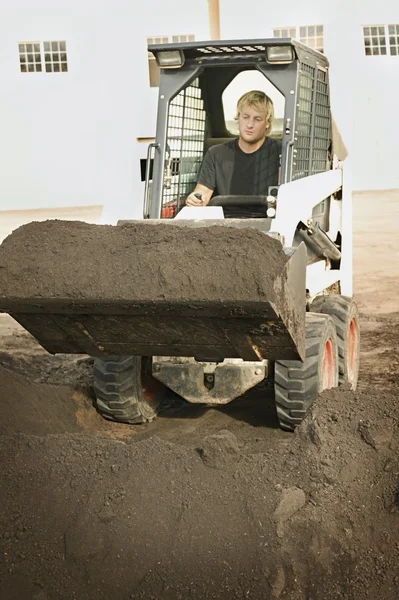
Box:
0 38 360 431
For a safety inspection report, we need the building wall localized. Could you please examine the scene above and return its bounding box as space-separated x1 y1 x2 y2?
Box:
0 0 397 217
0 0 208 217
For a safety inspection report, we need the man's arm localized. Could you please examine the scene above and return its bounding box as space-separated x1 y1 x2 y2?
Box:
186 149 216 206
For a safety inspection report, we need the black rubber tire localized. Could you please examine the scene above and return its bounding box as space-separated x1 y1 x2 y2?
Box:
311 295 360 390
93 356 163 424
274 313 339 431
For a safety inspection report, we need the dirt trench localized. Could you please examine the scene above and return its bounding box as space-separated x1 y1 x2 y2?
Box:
0 191 399 599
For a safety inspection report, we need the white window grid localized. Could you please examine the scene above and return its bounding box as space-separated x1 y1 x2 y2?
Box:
364 24 399 56
363 25 388 55
18 41 68 73
273 25 324 53
273 27 296 39
43 41 68 72
171 34 195 44
18 42 42 73
147 34 195 57
389 24 399 55
299 25 324 52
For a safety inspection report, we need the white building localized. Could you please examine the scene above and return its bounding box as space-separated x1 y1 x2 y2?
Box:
0 0 397 221
0 0 208 220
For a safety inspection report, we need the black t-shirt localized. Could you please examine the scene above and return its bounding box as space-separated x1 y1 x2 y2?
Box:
230 143 257 195
197 137 281 196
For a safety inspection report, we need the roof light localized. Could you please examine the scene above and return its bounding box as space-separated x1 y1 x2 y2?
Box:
266 46 295 64
156 50 185 68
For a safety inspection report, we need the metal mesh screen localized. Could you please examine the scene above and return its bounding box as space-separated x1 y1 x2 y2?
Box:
162 79 206 217
293 64 330 181
312 69 330 173
294 64 314 179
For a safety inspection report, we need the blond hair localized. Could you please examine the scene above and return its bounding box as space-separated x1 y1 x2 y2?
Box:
236 90 274 136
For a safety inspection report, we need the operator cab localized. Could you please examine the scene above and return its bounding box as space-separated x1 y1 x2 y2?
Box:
144 38 335 226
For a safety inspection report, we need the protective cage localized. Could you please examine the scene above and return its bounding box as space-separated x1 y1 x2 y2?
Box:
146 38 332 220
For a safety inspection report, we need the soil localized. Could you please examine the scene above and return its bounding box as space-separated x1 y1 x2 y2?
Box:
0 190 399 600
1 383 398 600
0 220 287 302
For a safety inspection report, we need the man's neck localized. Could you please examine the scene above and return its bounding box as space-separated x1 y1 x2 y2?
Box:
238 137 266 154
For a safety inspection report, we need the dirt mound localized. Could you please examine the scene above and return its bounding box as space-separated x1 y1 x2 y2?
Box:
0 219 288 302
0 364 150 442
0 367 398 599
0 352 94 388
0 315 94 389
0 365 82 436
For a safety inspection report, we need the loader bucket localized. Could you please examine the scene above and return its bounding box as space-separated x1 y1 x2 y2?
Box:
0 220 307 361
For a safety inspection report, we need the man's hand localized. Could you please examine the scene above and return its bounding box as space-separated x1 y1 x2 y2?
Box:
186 193 205 206
186 184 213 207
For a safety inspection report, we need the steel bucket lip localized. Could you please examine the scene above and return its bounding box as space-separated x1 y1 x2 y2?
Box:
0 297 280 316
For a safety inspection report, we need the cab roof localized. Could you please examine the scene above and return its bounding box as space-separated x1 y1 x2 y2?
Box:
148 38 329 68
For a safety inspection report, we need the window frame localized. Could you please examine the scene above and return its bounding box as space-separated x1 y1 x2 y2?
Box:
18 40 68 73
363 24 399 56
273 25 324 53
272 27 296 39
43 40 68 73
18 42 43 73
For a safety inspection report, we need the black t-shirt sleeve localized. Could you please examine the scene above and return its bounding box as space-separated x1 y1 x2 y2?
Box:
197 149 216 190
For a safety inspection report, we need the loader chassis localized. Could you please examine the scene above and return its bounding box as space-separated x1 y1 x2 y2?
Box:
0 38 360 431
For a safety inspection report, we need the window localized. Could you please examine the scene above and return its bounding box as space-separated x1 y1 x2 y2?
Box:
222 70 285 140
147 34 195 87
162 78 205 216
18 41 68 73
18 42 42 73
363 24 399 56
363 25 387 55
299 25 324 53
273 27 296 39
273 25 324 53
389 24 399 55
43 41 68 72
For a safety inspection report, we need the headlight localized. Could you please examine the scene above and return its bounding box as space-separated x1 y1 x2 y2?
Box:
156 50 185 68
266 46 295 64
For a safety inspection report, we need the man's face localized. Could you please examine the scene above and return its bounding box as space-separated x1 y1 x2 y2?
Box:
238 104 267 144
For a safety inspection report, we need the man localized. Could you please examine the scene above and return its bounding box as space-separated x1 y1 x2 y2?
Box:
186 90 281 207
